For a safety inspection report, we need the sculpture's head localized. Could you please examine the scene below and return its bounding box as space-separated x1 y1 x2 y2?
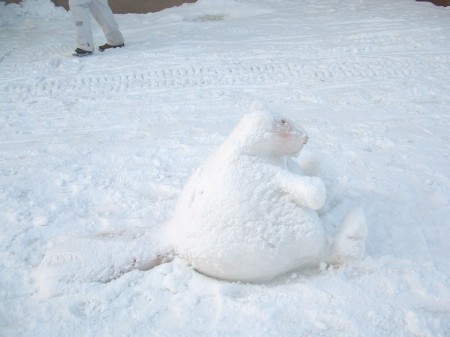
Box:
231 103 308 156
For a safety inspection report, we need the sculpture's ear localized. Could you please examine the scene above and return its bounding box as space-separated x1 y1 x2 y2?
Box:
248 101 275 128
249 101 268 114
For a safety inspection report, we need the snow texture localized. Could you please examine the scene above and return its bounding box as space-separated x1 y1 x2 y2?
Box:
1 0 450 336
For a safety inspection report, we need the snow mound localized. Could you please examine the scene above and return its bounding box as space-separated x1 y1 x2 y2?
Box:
0 0 67 27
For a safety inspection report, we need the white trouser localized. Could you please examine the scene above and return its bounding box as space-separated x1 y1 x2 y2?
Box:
69 0 124 51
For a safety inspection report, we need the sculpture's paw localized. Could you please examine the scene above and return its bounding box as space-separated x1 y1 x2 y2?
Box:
329 208 368 265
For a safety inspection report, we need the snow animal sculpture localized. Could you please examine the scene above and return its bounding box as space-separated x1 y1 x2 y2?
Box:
167 105 367 281
169 109 323 281
35 105 367 296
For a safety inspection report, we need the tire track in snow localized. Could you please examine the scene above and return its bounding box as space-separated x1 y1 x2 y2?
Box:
3 55 450 97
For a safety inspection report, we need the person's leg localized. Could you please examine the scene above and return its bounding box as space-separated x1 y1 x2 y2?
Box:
89 0 124 46
68 0 95 52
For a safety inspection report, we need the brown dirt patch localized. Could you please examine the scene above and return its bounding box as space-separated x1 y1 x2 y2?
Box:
0 0 197 13
51 0 197 14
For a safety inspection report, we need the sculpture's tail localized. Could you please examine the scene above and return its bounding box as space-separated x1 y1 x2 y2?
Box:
35 226 172 298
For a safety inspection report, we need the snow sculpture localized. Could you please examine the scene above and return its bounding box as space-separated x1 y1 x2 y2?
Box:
36 104 367 295
169 106 323 281
167 103 366 281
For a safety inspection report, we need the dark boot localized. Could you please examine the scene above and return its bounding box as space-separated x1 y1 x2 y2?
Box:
73 48 93 57
99 43 125 52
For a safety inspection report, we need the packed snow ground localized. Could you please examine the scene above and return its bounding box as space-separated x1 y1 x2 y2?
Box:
1 0 450 336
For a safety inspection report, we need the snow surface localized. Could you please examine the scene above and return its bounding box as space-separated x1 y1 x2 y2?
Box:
1 0 450 336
